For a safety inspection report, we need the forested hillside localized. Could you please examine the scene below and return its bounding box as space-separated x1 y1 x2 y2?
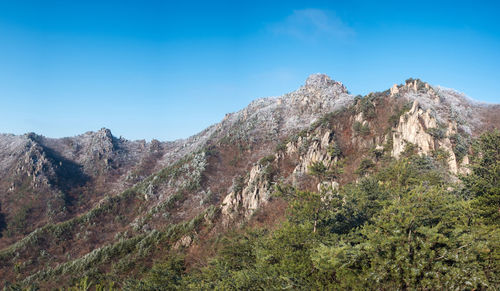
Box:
85 130 498 290
1 75 499 290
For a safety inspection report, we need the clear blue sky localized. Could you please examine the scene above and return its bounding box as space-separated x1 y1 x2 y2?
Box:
1 0 499 141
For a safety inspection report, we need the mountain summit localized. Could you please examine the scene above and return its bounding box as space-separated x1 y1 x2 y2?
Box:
0 75 498 288
305 73 346 90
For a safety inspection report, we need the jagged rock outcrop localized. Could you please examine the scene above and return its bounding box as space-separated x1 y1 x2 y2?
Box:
16 140 56 188
83 128 116 171
0 74 498 288
288 130 338 174
392 100 463 173
221 160 275 222
221 128 343 222
211 74 353 146
392 100 437 158
219 75 352 221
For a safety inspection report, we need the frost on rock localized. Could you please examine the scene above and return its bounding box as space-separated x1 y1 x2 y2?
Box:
288 130 338 175
221 157 276 223
211 74 354 145
392 100 461 173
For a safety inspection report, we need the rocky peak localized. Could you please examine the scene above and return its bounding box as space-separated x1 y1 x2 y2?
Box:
390 78 485 135
75 128 119 174
303 73 348 93
209 74 353 149
390 78 434 97
15 139 56 188
95 127 113 140
87 128 116 153
25 132 42 142
306 73 335 87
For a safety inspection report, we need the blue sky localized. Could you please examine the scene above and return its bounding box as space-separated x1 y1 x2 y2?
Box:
1 0 499 141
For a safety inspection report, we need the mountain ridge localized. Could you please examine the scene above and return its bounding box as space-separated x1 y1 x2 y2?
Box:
1 74 494 144
0 74 499 288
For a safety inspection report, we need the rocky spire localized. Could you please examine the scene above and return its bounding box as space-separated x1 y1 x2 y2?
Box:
304 73 347 93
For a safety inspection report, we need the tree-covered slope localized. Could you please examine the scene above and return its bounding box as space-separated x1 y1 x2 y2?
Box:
0 75 499 289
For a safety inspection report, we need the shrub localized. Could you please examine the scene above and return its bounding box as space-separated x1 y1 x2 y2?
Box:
388 102 412 127
432 148 450 167
462 130 500 225
8 205 32 235
360 124 370 136
359 96 376 119
308 161 328 178
353 122 370 136
428 127 446 139
275 141 287 152
327 143 342 159
450 133 470 163
401 142 417 157
355 158 375 176
258 155 275 166
353 121 362 133
232 176 246 194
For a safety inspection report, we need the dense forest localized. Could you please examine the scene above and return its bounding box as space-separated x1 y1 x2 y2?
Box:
46 130 498 290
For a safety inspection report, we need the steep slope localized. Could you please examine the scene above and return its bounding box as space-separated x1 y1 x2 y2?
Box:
0 75 498 288
0 129 168 248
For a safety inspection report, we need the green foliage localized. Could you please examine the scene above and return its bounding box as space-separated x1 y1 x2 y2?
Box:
388 102 412 127
262 163 277 182
258 155 275 166
327 143 342 159
357 94 377 119
274 141 287 152
353 121 361 132
360 125 370 135
451 132 470 163
77 140 498 289
355 158 375 176
173 148 500 290
383 133 394 154
308 161 327 178
405 78 426 90
123 255 185 290
428 126 447 139
0 204 7 238
432 148 451 166
313 186 493 290
203 145 218 157
67 276 117 290
401 142 417 157
353 121 370 135
8 132 498 290
371 146 384 160
231 175 245 194
377 155 443 189
308 161 343 181
462 130 500 225
309 111 335 130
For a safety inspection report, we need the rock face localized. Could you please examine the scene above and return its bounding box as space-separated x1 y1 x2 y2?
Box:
291 130 338 174
0 74 498 287
16 140 55 188
392 100 462 174
211 74 353 146
221 161 275 221
392 100 437 158
219 77 495 222
220 75 352 221
82 128 116 172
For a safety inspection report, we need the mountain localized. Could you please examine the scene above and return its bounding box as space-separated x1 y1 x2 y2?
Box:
0 74 499 289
